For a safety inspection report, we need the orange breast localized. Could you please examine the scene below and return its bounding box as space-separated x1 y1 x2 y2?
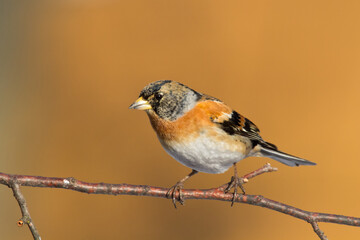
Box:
147 100 232 142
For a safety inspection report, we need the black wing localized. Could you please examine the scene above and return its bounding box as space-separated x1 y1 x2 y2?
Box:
215 110 277 150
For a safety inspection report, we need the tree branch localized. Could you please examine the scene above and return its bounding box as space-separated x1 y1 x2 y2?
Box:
9 180 41 240
1 163 359 240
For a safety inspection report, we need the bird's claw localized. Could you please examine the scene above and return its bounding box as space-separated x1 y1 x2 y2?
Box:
167 182 185 208
225 176 247 207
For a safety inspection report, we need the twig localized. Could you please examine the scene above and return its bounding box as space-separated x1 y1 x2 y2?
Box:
311 221 328 240
1 163 359 240
10 180 41 240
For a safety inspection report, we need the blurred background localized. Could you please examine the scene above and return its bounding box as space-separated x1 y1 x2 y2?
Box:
1 0 359 239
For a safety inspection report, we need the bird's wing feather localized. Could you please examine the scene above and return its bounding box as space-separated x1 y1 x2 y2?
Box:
214 110 265 143
199 99 265 145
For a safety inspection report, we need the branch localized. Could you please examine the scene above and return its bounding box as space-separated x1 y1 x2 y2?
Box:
1 163 359 240
9 180 41 240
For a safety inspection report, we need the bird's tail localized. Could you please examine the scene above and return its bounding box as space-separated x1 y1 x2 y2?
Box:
259 142 316 167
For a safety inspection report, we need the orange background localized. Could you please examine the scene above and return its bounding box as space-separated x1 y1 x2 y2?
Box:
1 1 360 239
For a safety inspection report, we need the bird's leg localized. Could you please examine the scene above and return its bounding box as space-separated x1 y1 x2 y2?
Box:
167 169 198 208
225 163 246 206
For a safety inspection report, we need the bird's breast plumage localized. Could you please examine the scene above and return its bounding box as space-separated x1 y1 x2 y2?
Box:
146 100 253 173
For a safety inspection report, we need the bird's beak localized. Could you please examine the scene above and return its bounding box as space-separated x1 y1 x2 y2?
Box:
129 97 152 110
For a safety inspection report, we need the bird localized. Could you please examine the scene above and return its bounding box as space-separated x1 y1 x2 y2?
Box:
129 80 316 207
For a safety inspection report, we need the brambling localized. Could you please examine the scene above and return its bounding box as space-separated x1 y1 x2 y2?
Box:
129 80 316 207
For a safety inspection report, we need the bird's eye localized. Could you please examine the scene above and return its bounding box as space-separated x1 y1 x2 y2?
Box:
154 92 163 101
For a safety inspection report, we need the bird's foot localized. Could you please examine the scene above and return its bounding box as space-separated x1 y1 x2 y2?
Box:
166 182 185 208
224 176 248 207
166 170 198 209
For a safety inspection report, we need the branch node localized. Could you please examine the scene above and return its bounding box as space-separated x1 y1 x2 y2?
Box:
265 163 278 172
63 177 76 188
17 220 24 227
254 195 264 203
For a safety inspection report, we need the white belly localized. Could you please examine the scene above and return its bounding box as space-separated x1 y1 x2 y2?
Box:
159 131 246 174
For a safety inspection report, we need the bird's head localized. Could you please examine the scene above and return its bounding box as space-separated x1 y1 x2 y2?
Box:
129 80 201 121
